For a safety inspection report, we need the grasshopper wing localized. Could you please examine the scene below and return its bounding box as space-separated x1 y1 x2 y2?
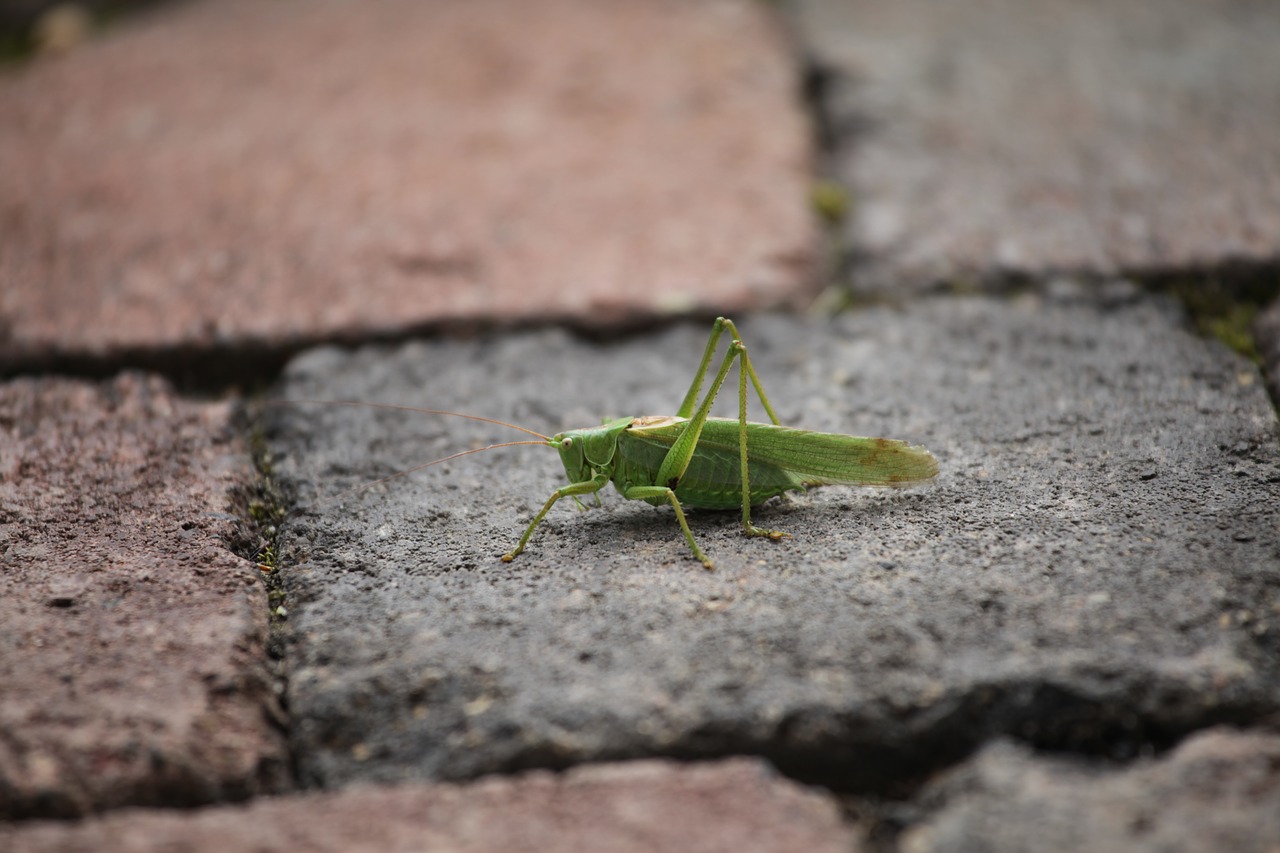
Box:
719 422 938 487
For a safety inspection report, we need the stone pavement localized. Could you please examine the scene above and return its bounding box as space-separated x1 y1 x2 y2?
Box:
2 0 1279 850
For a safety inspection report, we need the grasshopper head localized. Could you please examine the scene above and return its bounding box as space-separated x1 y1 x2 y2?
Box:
550 429 593 483
550 417 630 483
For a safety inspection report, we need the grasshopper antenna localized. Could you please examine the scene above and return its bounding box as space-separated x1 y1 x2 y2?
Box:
282 399 551 441
312 440 549 508
266 399 552 511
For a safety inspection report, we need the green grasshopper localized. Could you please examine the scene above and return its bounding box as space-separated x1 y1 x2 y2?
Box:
298 317 937 570
494 316 938 569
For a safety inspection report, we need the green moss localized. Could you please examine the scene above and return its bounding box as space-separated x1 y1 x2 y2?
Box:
0 28 29 63
1163 272 1279 364
1204 307 1261 362
226 402 293 629
810 180 851 226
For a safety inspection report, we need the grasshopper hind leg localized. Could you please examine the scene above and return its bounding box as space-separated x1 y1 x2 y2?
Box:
741 493 791 542
744 521 790 542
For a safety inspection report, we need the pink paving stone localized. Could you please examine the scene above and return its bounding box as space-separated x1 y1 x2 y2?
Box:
0 374 288 817
795 0 1280 291
0 0 818 366
0 757 862 853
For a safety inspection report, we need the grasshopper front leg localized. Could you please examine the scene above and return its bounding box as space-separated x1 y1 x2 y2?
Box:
502 471 610 562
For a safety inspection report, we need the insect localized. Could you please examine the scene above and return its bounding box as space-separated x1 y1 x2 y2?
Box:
297 317 938 569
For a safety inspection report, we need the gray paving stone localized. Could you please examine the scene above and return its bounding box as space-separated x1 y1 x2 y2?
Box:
0 0 815 372
265 296 1279 790
0 758 859 853
900 728 1280 853
0 374 288 818
792 0 1280 291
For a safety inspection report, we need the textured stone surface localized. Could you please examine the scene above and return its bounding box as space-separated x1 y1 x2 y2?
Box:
0 758 859 853
900 728 1280 853
0 0 816 372
793 0 1280 291
0 374 287 818
265 296 1279 790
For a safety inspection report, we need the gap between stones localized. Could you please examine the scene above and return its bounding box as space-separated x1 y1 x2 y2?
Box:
225 400 298 787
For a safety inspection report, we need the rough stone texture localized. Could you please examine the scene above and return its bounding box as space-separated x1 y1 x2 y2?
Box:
792 0 1280 291
0 758 859 853
0 374 288 818
0 0 817 372
265 296 1279 791
899 727 1280 853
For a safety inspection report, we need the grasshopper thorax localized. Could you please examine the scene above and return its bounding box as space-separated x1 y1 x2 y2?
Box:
551 416 632 481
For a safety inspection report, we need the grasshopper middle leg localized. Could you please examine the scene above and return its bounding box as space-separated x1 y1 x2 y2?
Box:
622 484 714 570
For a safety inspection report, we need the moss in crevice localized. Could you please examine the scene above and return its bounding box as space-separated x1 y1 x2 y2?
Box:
1141 265 1278 362
226 401 293 657
1140 264 1280 414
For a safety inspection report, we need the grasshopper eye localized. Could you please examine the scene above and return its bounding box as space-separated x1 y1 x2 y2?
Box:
562 437 573 448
